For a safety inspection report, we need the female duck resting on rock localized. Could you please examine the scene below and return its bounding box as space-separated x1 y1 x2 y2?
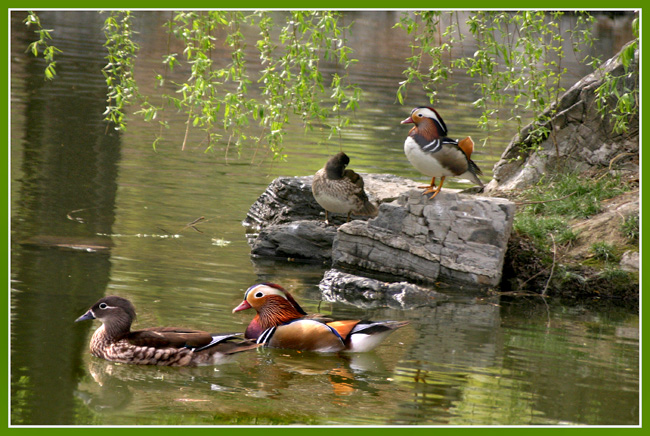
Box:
76 296 259 366
312 152 378 224
233 283 409 353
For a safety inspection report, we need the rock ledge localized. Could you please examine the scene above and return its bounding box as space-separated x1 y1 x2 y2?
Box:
333 189 515 288
245 175 515 290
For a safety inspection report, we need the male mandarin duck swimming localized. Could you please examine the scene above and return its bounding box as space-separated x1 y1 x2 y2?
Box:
312 152 378 224
75 296 259 366
232 283 409 353
401 107 484 199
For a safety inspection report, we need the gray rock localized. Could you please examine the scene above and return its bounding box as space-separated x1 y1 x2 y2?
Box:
243 176 321 230
250 220 337 262
319 269 449 310
332 189 516 288
244 174 421 261
245 174 515 287
620 250 639 272
487 42 639 194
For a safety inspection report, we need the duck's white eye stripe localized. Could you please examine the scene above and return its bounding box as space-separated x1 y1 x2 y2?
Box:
420 108 439 122
246 285 288 300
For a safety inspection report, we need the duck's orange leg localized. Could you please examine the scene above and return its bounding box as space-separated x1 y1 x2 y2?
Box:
427 176 445 200
419 177 436 195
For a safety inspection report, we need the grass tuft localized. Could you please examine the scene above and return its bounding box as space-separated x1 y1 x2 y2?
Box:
591 242 619 262
523 172 627 219
514 171 630 253
620 214 639 243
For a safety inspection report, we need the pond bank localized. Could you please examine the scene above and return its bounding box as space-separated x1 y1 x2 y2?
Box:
498 169 639 308
486 42 639 308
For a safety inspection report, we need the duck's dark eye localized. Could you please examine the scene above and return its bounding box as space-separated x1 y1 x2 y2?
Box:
417 113 423 117
98 302 108 310
255 291 264 298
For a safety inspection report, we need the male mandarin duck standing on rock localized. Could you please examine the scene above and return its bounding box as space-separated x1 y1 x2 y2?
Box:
76 296 259 366
312 152 378 224
233 283 409 353
401 106 484 199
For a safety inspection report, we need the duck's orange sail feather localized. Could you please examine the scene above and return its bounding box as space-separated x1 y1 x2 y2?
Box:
326 320 361 340
458 136 474 159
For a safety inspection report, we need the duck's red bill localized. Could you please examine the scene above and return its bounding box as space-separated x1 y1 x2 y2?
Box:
232 300 252 313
